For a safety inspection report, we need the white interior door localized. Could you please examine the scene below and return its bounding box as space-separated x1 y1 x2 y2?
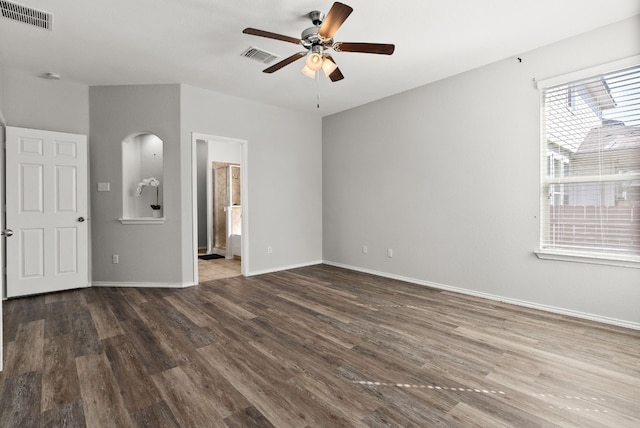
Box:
5 126 89 298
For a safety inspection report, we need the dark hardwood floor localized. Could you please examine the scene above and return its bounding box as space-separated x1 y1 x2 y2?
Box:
1 264 639 427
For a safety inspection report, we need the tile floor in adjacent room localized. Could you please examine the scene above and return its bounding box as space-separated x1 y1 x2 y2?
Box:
198 256 241 282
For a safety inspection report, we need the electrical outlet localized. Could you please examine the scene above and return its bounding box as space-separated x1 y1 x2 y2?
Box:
387 248 393 258
267 246 273 254
362 245 368 254
112 254 119 264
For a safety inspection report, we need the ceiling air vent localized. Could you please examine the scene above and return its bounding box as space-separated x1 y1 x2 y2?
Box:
0 0 52 30
241 46 279 64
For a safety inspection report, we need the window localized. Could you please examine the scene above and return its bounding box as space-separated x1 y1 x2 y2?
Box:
536 58 640 267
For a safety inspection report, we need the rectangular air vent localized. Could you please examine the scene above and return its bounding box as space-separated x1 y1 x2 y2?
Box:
0 1 52 30
241 46 279 64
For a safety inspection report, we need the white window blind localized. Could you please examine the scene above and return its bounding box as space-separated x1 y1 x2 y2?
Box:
539 61 640 264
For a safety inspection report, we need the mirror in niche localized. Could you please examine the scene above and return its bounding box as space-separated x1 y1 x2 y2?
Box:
122 132 164 219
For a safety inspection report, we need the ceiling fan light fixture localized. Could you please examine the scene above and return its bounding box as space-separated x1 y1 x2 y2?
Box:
305 51 323 71
301 65 316 79
321 57 338 76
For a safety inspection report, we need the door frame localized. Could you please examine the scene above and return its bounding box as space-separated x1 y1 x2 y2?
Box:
1 126 4 372
191 132 248 281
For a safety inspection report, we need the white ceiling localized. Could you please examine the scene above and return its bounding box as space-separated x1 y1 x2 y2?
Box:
1 0 639 116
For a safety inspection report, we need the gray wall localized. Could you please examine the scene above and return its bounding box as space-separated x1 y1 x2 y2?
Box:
90 84 183 284
322 16 640 327
0 69 89 134
181 85 323 276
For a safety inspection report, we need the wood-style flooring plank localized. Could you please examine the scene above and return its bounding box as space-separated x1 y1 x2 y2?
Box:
151 366 227 428
87 301 125 340
285 371 371 427
2 295 46 343
223 406 276 428
163 294 220 327
196 290 257 321
130 400 180 428
40 400 87 428
179 354 255 419
3 320 45 375
102 334 163 412
0 371 42 427
44 300 73 339
145 301 216 348
69 309 103 357
197 342 313 428
127 300 209 367
41 334 81 412
362 405 427 428
95 287 140 321
76 352 135 427
447 401 514 428
118 318 178 376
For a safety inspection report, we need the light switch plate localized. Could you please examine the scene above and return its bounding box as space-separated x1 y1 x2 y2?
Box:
97 182 110 192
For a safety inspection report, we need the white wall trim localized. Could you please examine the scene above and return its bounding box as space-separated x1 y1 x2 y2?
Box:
92 281 197 288
118 217 166 225
535 249 640 269
323 260 640 331
247 260 324 277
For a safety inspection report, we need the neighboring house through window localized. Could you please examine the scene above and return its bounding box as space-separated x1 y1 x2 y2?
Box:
536 58 640 267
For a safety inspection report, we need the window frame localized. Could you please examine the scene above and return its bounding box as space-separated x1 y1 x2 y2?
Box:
535 56 640 269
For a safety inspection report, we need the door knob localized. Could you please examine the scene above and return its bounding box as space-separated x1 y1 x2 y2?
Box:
78 217 85 222
2 229 14 237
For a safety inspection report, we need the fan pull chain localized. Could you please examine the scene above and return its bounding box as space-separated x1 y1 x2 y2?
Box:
316 71 320 108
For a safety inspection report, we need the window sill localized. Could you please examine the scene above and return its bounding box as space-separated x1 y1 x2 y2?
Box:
118 217 165 225
535 249 640 269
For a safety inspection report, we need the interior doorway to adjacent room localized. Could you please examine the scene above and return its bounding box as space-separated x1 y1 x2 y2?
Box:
192 133 248 282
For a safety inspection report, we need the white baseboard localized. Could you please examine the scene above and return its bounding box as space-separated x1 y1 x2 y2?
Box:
92 258 323 288
247 260 324 277
92 281 197 289
323 260 640 331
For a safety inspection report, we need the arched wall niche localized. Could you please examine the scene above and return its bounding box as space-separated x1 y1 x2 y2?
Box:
121 132 164 221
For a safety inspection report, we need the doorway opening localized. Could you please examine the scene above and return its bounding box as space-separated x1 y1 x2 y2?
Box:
192 133 248 283
211 162 241 256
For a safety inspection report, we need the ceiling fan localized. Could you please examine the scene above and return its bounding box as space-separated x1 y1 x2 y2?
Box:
242 2 395 82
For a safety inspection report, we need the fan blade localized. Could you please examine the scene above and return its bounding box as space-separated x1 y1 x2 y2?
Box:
324 54 344 82
263 52 306 73
333 42 395 55
243 28 301 45
318 2 353 40
329 68 344 82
